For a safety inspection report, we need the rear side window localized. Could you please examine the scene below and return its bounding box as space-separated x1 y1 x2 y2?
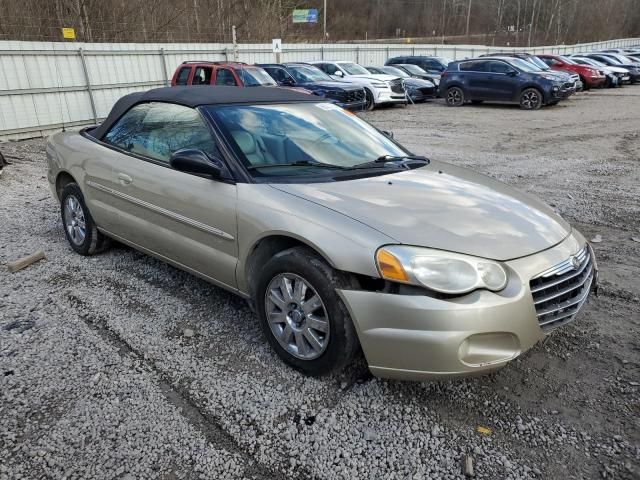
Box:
459 61 486 72
193 67 212 85
216 68 237 86
266 67 294 84
175 67 191 85
103 102 219 164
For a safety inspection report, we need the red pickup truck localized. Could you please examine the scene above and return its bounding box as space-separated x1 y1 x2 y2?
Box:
537 54 606 90
171 61 282 87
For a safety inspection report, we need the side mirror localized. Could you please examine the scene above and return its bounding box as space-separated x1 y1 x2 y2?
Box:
507 70 519 76
281 77 295 86
334 70 344 77
381 130 394 139
170 149 223 179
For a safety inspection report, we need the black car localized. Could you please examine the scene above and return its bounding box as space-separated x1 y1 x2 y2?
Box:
386 55 451 76
365 66 436 102
439 56 573 110
258 63 366 110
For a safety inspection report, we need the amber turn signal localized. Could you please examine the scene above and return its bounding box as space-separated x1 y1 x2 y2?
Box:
376 249 409 283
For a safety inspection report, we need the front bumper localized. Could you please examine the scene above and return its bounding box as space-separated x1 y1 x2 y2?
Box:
375 89 407 105
339 231 596 381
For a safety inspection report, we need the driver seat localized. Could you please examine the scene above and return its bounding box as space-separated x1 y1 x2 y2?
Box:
231 130 277 165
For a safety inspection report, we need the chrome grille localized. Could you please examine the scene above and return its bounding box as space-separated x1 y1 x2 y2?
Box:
389 78 405 94
529 246 595 331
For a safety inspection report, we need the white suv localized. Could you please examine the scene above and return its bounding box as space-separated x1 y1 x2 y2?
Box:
311 61 406 110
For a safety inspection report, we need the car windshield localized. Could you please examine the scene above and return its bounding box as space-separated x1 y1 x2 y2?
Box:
577 58 602 67
620 55 639 64
529 56 550 70
340 62 370 75
434 57 453 67
509 58 540 73
558 56 576 65
288 66 333 83
238 67 278 86
382 66 409 78
207 103 409 179
599 55 622 64
401 64 428 74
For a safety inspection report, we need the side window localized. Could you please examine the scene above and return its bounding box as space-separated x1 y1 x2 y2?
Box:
175 67 191 85
541 57 554 66
104 102 220 164
215 68 237 86
323 63 338 75
486 61 512 73
266 67 292 84
459 61 485 72
193 67 212 85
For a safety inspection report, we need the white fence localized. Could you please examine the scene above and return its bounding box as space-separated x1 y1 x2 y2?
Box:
1 37 638 141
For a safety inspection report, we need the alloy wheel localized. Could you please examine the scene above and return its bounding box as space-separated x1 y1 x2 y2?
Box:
446 87 463 106
264 273 330 360
63 194 86 245
521 90 541 110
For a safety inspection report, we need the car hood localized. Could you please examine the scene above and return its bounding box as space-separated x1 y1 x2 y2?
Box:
404 78 435 88
346 73 397 82
270 160 571 261
302 80 361 90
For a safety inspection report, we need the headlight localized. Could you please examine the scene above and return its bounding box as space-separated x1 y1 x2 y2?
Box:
371 81 387 88
375 246 508 294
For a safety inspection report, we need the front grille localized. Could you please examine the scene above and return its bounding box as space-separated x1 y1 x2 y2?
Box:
329 89 365 104
529 246 595 332
563 81 574 89
389 78 405 94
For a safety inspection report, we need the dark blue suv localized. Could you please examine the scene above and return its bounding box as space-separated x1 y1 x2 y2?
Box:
258 63 366 110
439 57 573 110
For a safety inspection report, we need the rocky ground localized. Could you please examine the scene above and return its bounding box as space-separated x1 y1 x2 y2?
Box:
1 88 639 479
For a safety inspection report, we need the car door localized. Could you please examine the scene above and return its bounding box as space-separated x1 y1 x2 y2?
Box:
484 60 518 100
98 102 239 290
458 60 487 98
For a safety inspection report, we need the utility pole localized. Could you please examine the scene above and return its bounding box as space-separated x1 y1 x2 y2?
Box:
323 0 327 41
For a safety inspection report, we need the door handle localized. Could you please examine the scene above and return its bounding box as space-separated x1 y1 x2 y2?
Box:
117 173 133 185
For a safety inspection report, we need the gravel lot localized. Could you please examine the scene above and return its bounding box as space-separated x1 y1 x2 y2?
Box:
1 88 639 480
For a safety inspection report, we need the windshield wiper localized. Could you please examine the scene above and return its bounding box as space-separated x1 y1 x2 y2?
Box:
351 155 430 169
246 160 347 171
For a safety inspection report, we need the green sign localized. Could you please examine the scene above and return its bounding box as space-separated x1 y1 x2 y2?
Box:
292 8 318 23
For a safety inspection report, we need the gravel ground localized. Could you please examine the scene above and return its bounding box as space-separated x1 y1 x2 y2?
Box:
1 88 639 480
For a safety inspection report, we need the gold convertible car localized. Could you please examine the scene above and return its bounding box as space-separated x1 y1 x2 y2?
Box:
46 86 597 380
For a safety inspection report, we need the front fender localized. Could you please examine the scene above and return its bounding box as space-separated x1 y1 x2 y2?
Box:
235 184 394 295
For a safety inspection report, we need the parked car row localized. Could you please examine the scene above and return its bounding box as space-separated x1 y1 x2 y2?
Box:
171 48 640 113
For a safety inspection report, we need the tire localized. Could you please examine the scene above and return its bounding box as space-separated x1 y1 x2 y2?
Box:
60 183 109 255
256 246 360 376
445 86 465 106
519 88 543 110
363 88 375 111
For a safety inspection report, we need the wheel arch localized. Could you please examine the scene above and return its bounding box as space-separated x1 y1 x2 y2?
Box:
55 170 78 201
242 233 341 300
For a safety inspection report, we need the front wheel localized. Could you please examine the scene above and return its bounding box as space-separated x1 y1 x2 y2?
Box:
363 88 375 111
256 246 360 376
519 88 543 110
445 86 465 106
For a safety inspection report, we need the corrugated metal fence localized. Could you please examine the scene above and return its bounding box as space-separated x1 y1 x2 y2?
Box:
1 38 638 141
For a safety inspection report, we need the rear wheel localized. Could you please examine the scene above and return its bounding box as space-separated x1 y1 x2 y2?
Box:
445 87 465 106
580 76 590 90
60 183 109 255
256 246 360 376
519 88 543 110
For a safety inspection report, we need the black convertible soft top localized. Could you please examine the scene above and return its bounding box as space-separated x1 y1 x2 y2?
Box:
89 86 321 139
